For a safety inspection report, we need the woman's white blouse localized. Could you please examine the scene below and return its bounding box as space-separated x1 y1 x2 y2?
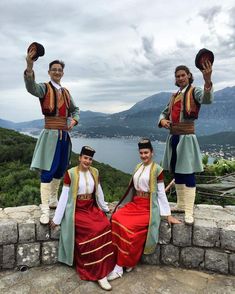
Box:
78 170 96 194
52 170 109 225
133 163 152 192
133 163 171 216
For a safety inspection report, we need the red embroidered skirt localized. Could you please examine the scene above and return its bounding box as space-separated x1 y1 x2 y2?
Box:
111 196 150 267
74 199 115 281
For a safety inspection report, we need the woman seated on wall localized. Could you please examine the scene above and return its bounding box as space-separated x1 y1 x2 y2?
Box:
50 146 115 291
108 138 181 281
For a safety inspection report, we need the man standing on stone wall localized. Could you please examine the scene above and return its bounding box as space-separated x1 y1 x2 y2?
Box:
24 43 80 224
158 50 213 224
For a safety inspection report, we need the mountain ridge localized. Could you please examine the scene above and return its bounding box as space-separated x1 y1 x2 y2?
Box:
1 86 235 139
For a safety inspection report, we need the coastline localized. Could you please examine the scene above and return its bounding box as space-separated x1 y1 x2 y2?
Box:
21 130 234 162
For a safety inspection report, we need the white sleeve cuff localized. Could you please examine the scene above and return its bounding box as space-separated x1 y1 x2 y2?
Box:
97 184 110 212
157 182 171 216
52 186 69 225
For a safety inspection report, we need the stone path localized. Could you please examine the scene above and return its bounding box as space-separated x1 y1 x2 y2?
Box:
0 264 235 294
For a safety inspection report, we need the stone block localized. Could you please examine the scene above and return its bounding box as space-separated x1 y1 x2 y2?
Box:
35 221 50 241
205 249 228 274
0 246 2 268
159 220 171 244
4 205 40 221
193 219 220 247
161 244 179 266
194 205 225 222
0 219 18 245
18 222 35 242
2 244 15 269
42 241 59 265
17 243 40 267
229 254 235 275
141 245 160 265
220 225 235 251
224 205 235 213
180 247 204 269
0 209 7 219
50 226 61 240
172 223 192 246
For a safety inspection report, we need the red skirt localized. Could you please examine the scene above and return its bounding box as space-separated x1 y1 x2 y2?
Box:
111 196 150 267
74 199 115 281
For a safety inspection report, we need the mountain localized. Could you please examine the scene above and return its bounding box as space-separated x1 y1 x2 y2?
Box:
80 110 108 118
197 131 235 159
75 86 235 138
0 119 20 130
0 110 108 132
198 131 235 145
123 92 170 114
1 86 235 139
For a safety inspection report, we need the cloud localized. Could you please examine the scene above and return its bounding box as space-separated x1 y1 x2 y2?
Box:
198 5 235 57
0 0 235 122
199 6 222 25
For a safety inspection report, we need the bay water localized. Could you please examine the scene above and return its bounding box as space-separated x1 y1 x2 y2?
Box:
22 132 212 174
71 137 165 174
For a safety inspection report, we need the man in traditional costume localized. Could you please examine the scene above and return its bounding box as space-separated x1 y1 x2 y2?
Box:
107 139 181 281
50 146 114 291
158 56 213 224
24 45 79 224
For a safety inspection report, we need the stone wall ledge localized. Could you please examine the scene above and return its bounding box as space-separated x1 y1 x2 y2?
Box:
0 204 234 275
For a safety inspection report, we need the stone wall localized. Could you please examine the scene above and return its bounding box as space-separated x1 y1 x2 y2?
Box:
0 206 59 270
0 204 235 275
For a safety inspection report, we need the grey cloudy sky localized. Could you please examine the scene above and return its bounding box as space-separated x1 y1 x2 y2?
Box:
0 0 235 122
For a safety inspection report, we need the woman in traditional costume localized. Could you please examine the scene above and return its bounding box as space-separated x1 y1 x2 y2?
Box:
50 146 115 291
108 139 181 281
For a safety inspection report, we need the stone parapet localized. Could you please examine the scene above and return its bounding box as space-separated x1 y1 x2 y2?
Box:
0 204 234 275
141 204 235 275
0 205 60 270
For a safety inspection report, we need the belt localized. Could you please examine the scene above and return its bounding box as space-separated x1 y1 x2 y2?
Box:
170 122 195 135
44 116 68 130
77 194 93 200
136 190 150 198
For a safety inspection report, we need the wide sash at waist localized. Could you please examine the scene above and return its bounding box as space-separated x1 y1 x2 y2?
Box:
136 190 150 198
77 193 93 200
44 116 68 130
170 122 194 135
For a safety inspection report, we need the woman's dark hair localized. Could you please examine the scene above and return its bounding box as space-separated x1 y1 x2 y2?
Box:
175 65 194 86
49 60 65 70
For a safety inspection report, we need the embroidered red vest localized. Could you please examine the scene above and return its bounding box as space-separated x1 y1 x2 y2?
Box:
40 82 71 116
169 85 201 120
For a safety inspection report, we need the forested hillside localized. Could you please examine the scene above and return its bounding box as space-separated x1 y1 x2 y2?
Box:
0 127 130 208
0 127 234 208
